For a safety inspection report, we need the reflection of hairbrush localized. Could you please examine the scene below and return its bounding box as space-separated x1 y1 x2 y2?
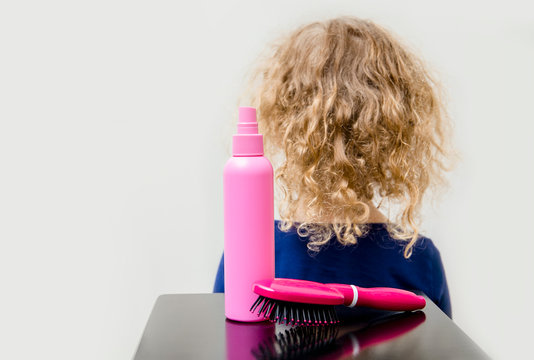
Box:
252 311 426 360
250 278 425 326
252 325 339 360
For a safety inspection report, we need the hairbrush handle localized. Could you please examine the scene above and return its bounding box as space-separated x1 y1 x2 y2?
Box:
326 284 426 311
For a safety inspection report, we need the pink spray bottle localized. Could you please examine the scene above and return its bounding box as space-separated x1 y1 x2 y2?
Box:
223 106 274 322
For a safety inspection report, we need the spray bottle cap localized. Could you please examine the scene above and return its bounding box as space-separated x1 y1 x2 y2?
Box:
233 107 264 156
237 107 258 134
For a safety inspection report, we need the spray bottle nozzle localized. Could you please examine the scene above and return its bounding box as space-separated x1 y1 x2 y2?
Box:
237 107 258 134
233 106 263 156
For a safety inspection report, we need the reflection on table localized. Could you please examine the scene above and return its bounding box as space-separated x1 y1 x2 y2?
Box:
226 310 425 359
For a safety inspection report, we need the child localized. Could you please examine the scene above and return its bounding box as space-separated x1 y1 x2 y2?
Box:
214 17 453 317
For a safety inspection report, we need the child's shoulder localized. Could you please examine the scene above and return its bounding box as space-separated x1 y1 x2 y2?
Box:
362 223 440 260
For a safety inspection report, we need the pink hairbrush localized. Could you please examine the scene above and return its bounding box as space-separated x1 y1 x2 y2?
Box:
250 278 426 326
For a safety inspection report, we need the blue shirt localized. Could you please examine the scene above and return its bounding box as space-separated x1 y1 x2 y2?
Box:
214 220 452 318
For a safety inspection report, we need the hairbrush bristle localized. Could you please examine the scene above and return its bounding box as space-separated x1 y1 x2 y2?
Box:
252 324 339 359
250 295 340 326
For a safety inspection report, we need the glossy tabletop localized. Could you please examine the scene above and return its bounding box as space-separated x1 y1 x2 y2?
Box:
133 293 488 360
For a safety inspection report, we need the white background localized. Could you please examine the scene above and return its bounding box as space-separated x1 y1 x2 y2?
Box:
1 1 533 359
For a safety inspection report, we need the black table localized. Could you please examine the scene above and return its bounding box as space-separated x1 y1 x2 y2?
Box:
133 294 488 359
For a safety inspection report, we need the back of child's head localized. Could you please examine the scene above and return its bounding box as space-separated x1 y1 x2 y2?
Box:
248 17 452 258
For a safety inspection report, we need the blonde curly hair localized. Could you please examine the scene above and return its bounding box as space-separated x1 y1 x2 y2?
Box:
248 17 452 258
